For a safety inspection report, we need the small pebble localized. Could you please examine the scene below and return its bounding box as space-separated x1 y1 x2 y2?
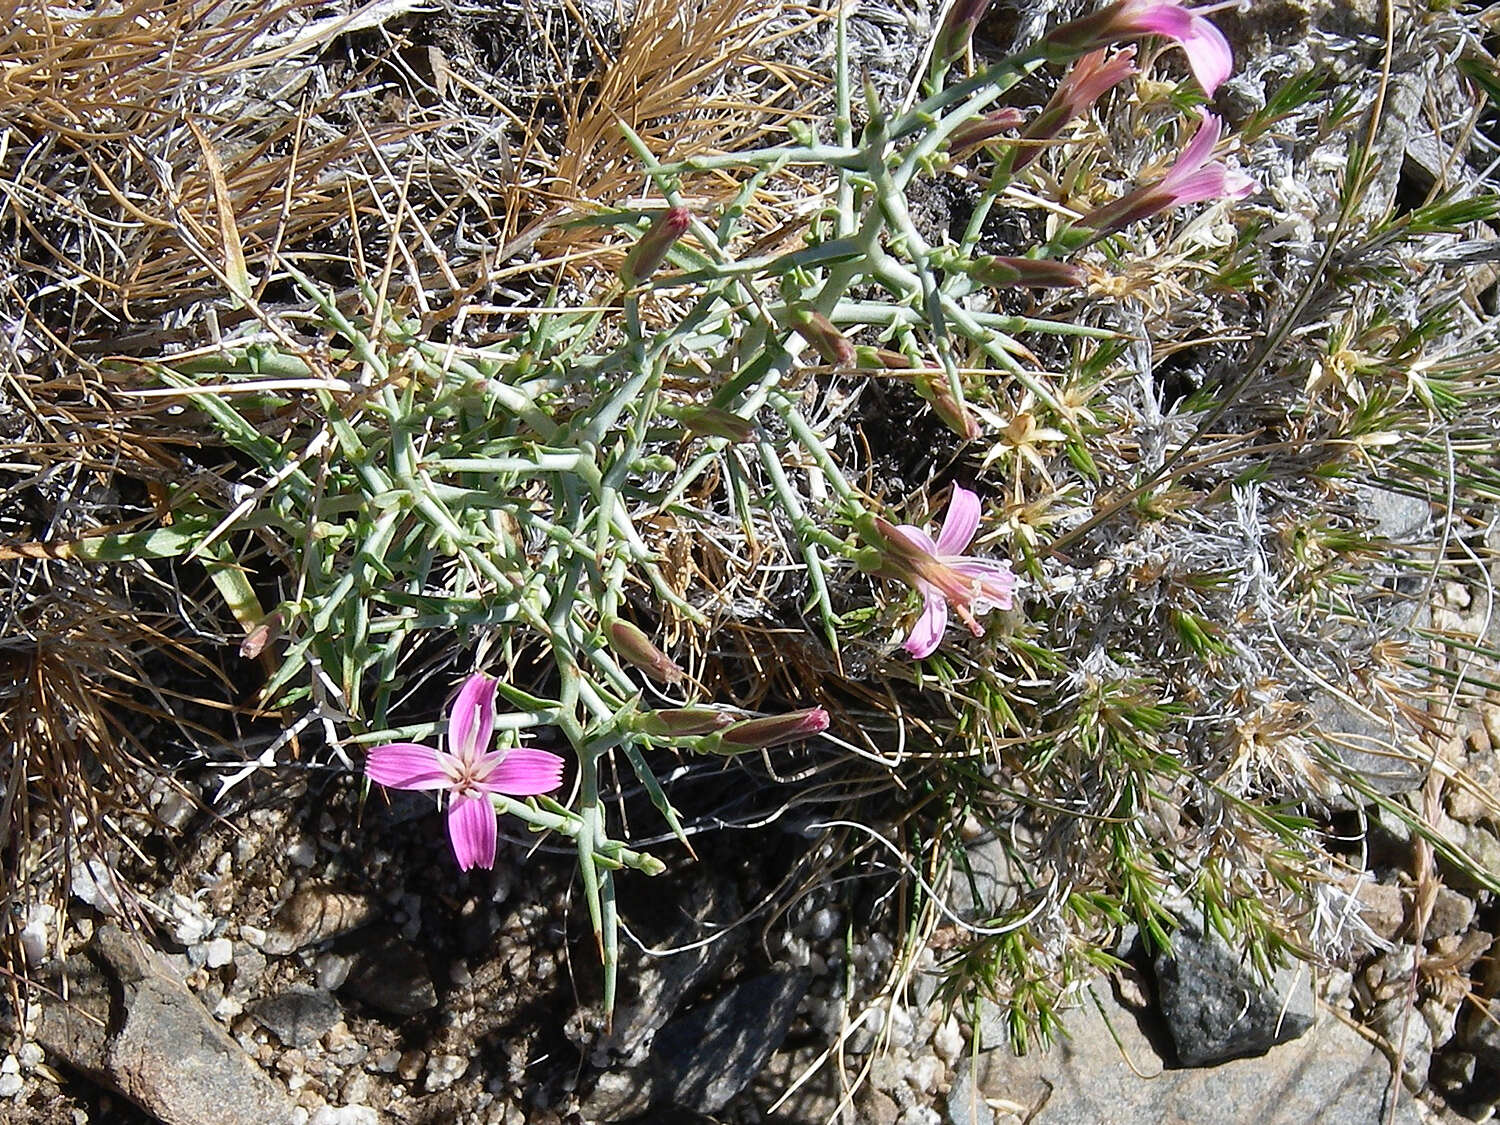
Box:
287 838 319 868
205 937 234 968
424 1053 468 1092
397 1049 425 1082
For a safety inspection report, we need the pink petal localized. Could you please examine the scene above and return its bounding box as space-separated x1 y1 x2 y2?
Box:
1126 4 1232 97
447 673 496 763
903 593 950 659
447 794 497 871
1162 164 1252 207
1175 12 1233 97
952 559 1018 613
365 743 450 791
1161 112 1221 191
935 486 981 555
890 522 939 557
482 749 567 797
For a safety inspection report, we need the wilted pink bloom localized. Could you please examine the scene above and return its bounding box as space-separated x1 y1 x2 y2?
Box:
1079 111 1255 234
366 674 565 871
875 486 1017 659
1045 0 1233 97
1015 48 1138 170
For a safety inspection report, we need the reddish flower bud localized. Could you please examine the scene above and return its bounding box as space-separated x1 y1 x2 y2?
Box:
621 206 691 285
606 618 685 684
707 707 830 753
240 610 284 659
913 370 983 441
969 254 1088 289
790 308 856 367
949 108 1026 157
854 345 916 370
935 0 993 64
670 405 756 443
636 708 737 737
1014 48 1137 171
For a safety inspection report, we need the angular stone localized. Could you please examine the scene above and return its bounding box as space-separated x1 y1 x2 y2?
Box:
650 972 809 1113
246 987 342 1048
35 925 297 1125
1153 915 1314 1066
950 982 1421 1125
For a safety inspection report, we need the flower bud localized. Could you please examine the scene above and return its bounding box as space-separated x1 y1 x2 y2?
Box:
240 610 284 659
854 345 915 370
636 708 737 737
913 370 982 441
707 707 830 753
669 405 757 443
606 618 685 684
957 253 1087 289
621 206 691 285
934 0 992 63
949 108 1026 156
790 308 856 367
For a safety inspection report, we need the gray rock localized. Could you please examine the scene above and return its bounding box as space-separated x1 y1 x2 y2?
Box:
580 1067 657 1122
340 928 438 1016
1425 887 1476 941
1153 915 1314 1066
246 987 342 1048
951 982 1420 1125
34 925 298 1125
946 1055 994 1125
1368 996 1432 1088
594 878 741 1067
650 972 809 1113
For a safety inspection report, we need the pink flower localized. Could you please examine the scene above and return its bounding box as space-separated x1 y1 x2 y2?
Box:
1015 48 1138 170
366 674 566 871
1045 0 1233 97
875 486 1018 659
1079 111 1255 234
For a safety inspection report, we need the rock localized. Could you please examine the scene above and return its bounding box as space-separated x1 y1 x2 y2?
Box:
424 1053 468 1092
256 887 376 955
1352 880 1407 941
309 1107 379 1125
952 982 1421 1125
203 937 235 969
0 1054 21 1099
34 925 298 1125
1368 996 1432 1088
593 877 741 1067
340 929 437 1017
1424 887 1476 940
580 1067 656 1121
70 858 125 916
650 972 809 1113
1152 914 1314 1066
1460 997 1500 1069
246 988 342 1048
861 1087 902 1125
946 1055 993 1125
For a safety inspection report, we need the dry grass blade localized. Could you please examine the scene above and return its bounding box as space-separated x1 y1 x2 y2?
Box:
539 0 824 263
